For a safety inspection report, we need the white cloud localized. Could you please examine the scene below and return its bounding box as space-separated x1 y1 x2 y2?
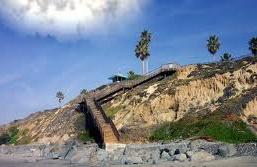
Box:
0 0 145 40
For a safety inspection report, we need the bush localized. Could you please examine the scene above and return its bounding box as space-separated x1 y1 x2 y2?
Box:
221 53 232 62
77 131 94 143
0 127 19 145
8 127 19 145
80 89 88 95
0 133 11 145
150 111 257 144
105 105 124 119
127 71 141 80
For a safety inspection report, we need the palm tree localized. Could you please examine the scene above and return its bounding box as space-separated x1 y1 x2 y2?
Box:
249 37 257 56
128 70 135 76
80 89 88 95
135 30 151 75
56 91 64 106
221 53 232 62
207 35 221 61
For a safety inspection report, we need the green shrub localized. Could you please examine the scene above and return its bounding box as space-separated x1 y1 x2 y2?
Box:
0 133 11 145
77 131 94 143
0 127 19 145
127 71 142 80
8 127 19 145
105 105 124 119
150 111 257 144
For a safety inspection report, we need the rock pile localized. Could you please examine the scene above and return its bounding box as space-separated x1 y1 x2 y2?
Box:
0 140 257 166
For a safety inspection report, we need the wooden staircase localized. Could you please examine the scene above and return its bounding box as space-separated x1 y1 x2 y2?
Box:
84 63 181 145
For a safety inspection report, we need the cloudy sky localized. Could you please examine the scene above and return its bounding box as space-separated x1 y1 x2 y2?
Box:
0 0 257 125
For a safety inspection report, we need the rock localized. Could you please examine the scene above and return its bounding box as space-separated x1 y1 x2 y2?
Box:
174 153 187 162
175 144 189 154
125 156 143 164
160 141 190 156
189 140 222 155
51 152 61 159
0 147 10 154
124 144 160 163
190 150 215 162
109 149 125 165
186 151 194 158
160 143 177 155
0 144 47 157
217 144 237 157
65 143 98 164
105 143 126 152
160 151 173 161
237 143 257 156
96 149 109 162
59 140 76 159
147 159 155 164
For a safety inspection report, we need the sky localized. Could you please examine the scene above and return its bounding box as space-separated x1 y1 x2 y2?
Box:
0 0 257 125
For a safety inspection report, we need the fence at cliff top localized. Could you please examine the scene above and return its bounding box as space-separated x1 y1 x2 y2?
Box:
144 63 181 76
182 53 254 67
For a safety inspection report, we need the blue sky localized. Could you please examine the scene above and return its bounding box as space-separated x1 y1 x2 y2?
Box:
0 0 256 125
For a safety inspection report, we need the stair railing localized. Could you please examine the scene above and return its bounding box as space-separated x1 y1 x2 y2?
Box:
93 98 120 141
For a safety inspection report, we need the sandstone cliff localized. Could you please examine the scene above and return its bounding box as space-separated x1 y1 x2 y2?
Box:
0 95 86 145
1 56 257 145
102 56 257 142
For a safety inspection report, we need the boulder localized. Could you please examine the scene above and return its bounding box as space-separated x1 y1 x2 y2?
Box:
51 152 61 159
125 156 143 164
160 141 190 156
96 149 110 162
124 144 160 162
109 149 125 165
189 140 221 155
160 151 173 161
65 143 98 164
0 144 47 157
217 144 237 157
186 151 194 158
190 150 215 162
0 146 11 154
174 144 189 154
237 143 257 156
174 153 187 162
59 140 76 159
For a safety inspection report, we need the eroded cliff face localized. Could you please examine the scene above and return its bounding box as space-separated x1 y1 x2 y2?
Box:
103 58 257 141
0 95 85 145
1 57 257 144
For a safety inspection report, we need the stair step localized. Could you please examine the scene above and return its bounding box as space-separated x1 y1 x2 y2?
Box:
83 71 169 144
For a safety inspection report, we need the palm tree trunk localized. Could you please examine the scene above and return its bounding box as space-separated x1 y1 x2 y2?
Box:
142 60 145 75
146 58 148 74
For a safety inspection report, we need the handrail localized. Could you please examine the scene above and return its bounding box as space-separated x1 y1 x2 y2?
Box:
109 118 120 140
93 98 120 141
94 63 181 101
86 98 105 142
83 54 255 144
94 98 109 122
84 63 181 144
182 53 254 67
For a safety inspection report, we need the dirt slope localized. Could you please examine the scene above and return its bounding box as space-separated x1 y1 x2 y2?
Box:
102 56 257 142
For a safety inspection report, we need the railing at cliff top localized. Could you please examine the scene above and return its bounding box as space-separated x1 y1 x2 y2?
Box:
144 63 181 76
93 63 181 100
182 53 254 67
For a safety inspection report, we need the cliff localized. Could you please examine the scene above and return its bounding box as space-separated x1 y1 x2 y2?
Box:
1 56 257 145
